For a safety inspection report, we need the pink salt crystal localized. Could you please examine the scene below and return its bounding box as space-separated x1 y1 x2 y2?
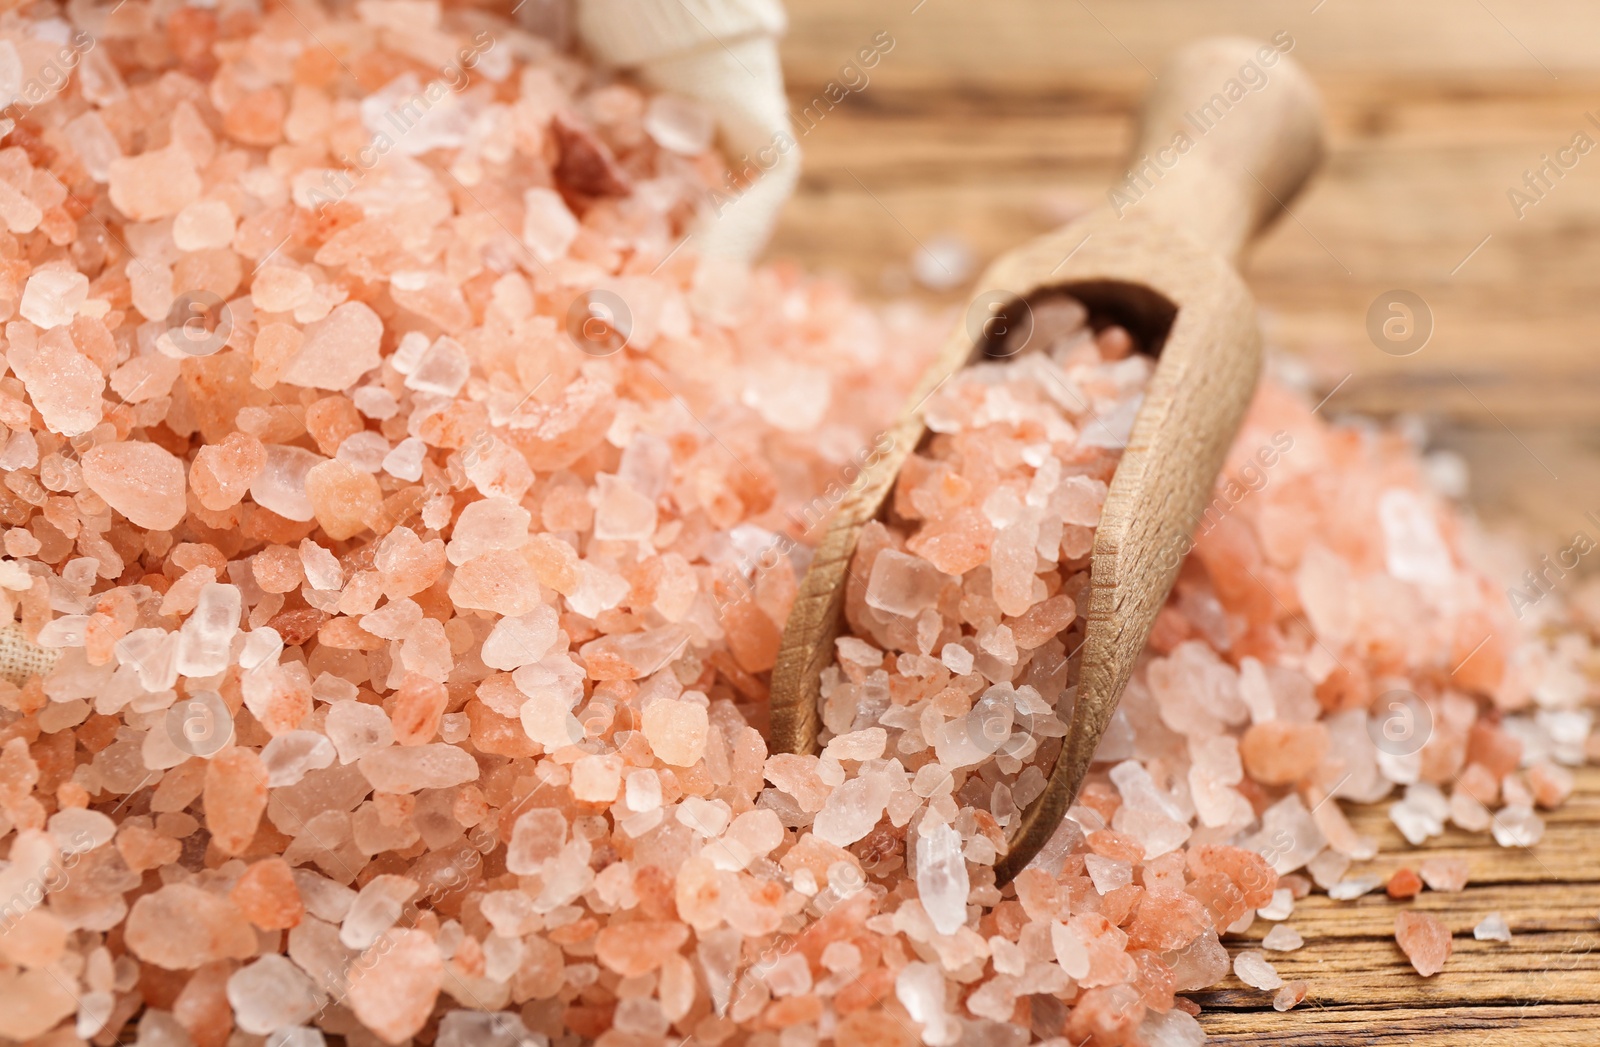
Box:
250 445 326 521
1233 949 1283 990
7 332 103 436
281 301 383 390
123 883 256 969
108 145 202 220
481 605 559 670
507 807 567 873
1395 911 1453 976
595 920 690 977
81 441 188 531
1527 760 1575 808
447 497 531 565
252 266 314 313
865 548 945 618
640 697 708 766
1239 721 1329 785
341 875 420 950
1273 980 1309 1011
204 747 268 856
19 269 89 329
1419 857 1470 892
358 743 479 792
173 200 236 252
346 929 442 1045
447 549 541 615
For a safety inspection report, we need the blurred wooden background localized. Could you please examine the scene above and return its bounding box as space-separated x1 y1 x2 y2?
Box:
770 2 1600 1043
771 0 1600 548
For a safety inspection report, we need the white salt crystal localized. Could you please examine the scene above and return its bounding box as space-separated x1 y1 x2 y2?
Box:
261 731 337 788
864 549 944 618
895 962 959 1046
591 474 657 542
812 772 891 847
251 445 326 521
325 701 393 764
915 822 970 935
1262 925 1304 952
226 955 320 1034
337 431 391 473
404 336 470 397
1258 888 1295 921
1474 912 1512 942
436 1011 540 1047
48 807 116 853
1233 949 1283 990
940 643 974 676
382 437 428 481
1084 853 1133 894
172 199 236 252
625 770 662 812
353 385 400 419
20 270 90 329
176 583 241 678
1327 876 1383 901
523 187 579 263
1051 921 1090 979
299 540 344 591
339 874 418 950
481 605 559 670
1492 804 1544 848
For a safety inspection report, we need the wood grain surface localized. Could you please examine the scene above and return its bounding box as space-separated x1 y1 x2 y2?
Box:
770 3 1600 1041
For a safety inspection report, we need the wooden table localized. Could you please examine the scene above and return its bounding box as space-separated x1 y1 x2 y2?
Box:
771 2 1600 1041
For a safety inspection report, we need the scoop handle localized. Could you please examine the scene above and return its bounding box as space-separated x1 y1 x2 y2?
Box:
1119 35 1323 262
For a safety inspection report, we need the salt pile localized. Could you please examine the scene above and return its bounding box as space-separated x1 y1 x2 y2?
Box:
0 3 1594 1047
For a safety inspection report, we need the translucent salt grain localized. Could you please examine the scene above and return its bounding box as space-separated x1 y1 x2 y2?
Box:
404 336 471 397
20 270 89 329
813 772 891 847
1328 877 1383 901
226 955 320 1034
340 875 418 950
1419 857 1470 892
916 822 970 935
82 442 187 530
282 301 383 390
523 187 579 263
1492 804 1545 848
358 744 478 792
261 731 336 787
640 698 708 767
108 145 201 221
1395 911 1453 976
1474 912 1512 942
1085 853 1133 894
173 200 236 252
1233 950 1283 990
1272 981 1309 1012
941 643 975 675
1262 925 1304 952
865 549 945 618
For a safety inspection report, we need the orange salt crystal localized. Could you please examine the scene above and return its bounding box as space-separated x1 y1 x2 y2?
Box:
594 921 691 977
229 856 304 930
389 672 448 745
346 929 443 1045
202 747 267 856
114 822 182 873
1387 867 1423 899
1239 720 1330 785
1395 911 1453 976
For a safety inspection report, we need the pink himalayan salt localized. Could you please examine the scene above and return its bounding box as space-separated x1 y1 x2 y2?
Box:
594 920 691 977
190 431 266 511
281 301 383 390
107 144 201 220
1419 857 1471 892
357 744 479 792
229 857 304 930
1239 720 1329 785
123 883 256 969
345 929 442 1045
204 747 267 856
447 549 542 615
1395 911 1454 976
1273 980 1309 1011
641 697 709 766
8 333 103 437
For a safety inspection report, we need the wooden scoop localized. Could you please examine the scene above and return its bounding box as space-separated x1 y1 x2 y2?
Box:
768 36 1325 885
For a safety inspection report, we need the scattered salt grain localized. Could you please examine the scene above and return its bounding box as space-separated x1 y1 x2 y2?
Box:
1233 950 1284 990
1474 912 1512 942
